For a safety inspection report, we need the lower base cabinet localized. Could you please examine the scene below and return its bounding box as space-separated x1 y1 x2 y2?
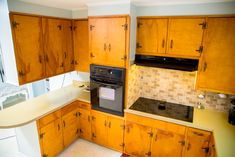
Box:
91 110 124 152
124 113 214 157
184 128 211 157
78 108 92 141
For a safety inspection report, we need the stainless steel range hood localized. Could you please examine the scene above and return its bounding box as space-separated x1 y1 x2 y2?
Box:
134 55 199 71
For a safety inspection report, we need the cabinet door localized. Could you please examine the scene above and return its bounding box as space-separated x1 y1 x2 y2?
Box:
11 14 45 84
73 20 89 72
91 110 107 146
184 128 211 157
106 17 128 67
62 109 79 147
124 122 152 157
208 135 217 157
63 20 74 73
136 18 168 55
196 17 235 94
107 116 124 152
78 108 92 141
167 18 205 58
89 18 108 65
151 129 185 157
43 18 64 77
40 119 63 157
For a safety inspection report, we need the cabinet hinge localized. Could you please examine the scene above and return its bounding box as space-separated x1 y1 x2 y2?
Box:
145 152 151 156
90 25 95 31
90 53 95 58
199 22 207 29
148 132 153 137
120 143 125 147
12 21 20 28
122 23 128 30
57 25 62 30
196 46 203 53
69 26 73 31
40 133 45 139
121 55 127 60
137 22 143 28
42 154 48 157
120 124 125 130
136 42 142 49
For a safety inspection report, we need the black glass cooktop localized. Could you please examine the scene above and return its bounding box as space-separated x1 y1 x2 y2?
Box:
129 97 194 122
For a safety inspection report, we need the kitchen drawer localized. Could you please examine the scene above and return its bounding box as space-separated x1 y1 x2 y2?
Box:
125 113 186 135
61 101 79 116
38 110 61 128
78 101 91 110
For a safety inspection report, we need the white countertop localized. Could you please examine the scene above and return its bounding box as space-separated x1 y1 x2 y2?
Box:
0 85 90 128
125 108 235 157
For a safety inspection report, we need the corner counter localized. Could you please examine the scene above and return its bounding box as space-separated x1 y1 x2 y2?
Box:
125 108 235 157
0 85 90 128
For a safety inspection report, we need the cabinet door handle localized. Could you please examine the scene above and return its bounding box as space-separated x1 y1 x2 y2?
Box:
203 62 207 72
162 39 165 48
104 43 107 51
170 40 174 49
104 120 107 126
88 116 90 122
58 124 60 131
108 44 111 51
39 55 42 63
187 143 191 151
108 122 111 128
63 121 65 127
64 52 67 59
44 55 49 62
60 63 64 67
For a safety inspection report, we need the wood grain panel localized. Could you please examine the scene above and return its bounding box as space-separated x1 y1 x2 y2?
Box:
167 18 205 57
136 18 168 55
43 18 64 77
10 14 45 84
73 20 89 72
38 110 61 129
196 17 235 94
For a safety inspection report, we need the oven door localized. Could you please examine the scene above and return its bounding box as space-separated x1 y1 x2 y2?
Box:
90 79 124 116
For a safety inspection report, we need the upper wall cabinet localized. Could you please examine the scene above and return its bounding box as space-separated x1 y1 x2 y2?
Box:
10 14 45 85
89 16 130 68
42 18 74 77
167 17 205 58
196 17 235 95
73 19 89 72
136 17 205 59
10 13 74 85
136 18 168 55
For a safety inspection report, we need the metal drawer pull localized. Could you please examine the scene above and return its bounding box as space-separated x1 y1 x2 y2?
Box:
108 44 111 51
203 62 207 72
162 39 165 48
170 40 174 49
104 43 107 51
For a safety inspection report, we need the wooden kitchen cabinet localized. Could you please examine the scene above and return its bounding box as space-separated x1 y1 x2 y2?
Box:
151 129 185 157
89 16 129 68
10 14 45 85
38 112 63 157
91 110 107 146
61 102 80 147
91 110 124 152
42 17 65 77
73 19 89 72
196 17 235 95
78 108 92 141
184 128 211 157
167 17 205 58
125 121 152 157
63 20 74 73
208 135 217 157
136 18 168 55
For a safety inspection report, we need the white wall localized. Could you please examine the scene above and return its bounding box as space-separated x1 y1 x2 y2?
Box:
72 8 88 19
0 0 19 85
88 3 130 16
136 1 235 16
7 0 72 18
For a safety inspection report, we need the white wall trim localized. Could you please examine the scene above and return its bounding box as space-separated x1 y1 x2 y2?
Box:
87 1 130 7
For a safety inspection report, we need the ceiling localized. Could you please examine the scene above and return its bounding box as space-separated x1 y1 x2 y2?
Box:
18 0 234 10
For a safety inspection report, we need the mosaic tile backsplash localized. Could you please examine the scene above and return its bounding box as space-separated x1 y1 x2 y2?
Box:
127 65 234 112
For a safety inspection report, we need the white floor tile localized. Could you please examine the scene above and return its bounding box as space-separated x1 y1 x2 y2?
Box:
58 139 122 157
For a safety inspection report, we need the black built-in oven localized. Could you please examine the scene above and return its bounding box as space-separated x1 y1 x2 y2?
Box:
90 64 125 116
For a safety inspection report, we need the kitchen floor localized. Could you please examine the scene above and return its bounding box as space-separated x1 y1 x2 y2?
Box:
58 139 122 157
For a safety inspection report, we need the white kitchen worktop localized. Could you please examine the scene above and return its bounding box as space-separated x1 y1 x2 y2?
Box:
125 108 235 157
0 84 90 128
